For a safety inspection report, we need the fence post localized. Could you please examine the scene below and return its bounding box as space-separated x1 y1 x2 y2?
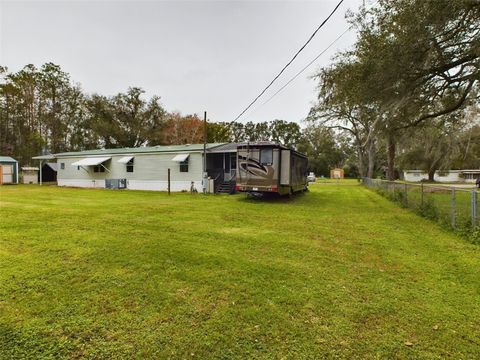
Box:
451 188 456 230
472 190 477 228
168 168 171 195
404 183 408 206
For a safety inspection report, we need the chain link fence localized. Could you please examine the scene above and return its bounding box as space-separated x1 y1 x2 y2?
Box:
362 178 478 236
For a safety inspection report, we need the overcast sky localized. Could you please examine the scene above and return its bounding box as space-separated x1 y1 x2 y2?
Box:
0 0 365 124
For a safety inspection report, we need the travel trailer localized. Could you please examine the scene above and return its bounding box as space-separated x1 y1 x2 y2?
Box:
236 143 308 196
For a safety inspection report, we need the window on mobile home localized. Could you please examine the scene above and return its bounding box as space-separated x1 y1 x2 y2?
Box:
126 158 134 173
260 148 273 165
180 159 189 172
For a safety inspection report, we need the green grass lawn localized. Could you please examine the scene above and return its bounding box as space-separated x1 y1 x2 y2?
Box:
1 183 480 359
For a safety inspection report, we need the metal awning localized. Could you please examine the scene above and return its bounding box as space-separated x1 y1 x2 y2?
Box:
71 157 111 166
117 156 134 164
171 154 189 162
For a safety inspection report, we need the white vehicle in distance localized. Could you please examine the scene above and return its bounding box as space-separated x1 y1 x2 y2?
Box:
307 172 316 183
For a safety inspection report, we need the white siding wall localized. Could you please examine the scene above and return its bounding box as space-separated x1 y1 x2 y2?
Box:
403 171 469 183
434 172 463 182
57 152 204 191
403 172 427 182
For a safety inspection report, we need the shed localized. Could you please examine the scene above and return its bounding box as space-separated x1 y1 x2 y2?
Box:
0 156 19 184
21 167 39 184
330 168 344 179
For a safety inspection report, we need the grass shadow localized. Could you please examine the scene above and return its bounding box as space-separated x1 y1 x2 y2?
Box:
237 190 308 204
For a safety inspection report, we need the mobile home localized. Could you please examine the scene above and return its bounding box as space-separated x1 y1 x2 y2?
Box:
33 143 242 192
403 169 480 183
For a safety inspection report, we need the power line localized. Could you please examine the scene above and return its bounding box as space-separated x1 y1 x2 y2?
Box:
259 27 352 109
231 0 345 123
242 0 379 120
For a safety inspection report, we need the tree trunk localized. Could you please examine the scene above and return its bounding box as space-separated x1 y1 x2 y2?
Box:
387 134 396 180
357 144 366 178
367 139 376 178
427 159 440 182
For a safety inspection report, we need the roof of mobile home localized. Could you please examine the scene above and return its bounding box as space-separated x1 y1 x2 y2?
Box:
33 143 226 159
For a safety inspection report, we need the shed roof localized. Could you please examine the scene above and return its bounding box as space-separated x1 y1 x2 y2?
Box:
46 143 226 158
0 156 17 163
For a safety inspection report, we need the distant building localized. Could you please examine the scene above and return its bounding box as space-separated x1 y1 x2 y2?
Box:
21 167 39 184
330 168 344 179
403 169 480 183
0 156 18 184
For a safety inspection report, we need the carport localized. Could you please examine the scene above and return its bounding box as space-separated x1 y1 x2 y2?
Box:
32 154 56 185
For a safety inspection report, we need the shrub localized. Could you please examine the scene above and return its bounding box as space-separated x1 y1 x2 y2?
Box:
469 228 480 244
417 198 438 221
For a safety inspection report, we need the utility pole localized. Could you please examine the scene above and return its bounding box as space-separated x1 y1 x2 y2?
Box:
202 111 208 194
